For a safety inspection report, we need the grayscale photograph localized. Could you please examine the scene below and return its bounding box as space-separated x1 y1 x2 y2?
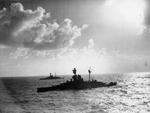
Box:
0 0 150 113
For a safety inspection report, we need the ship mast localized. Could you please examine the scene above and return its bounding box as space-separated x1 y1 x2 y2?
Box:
88 67 92 81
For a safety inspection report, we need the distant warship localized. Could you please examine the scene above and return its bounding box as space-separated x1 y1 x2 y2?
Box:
37 68 117 92
40 73 63 80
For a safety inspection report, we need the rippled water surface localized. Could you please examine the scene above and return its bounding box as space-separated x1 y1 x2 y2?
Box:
0 73 150 113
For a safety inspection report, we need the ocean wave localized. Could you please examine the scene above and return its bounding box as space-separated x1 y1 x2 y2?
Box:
0 73 150 113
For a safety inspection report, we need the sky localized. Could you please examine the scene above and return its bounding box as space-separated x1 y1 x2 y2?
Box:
0 0 150 76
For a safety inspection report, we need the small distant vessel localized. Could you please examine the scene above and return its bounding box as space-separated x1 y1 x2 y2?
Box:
37 68 117 92
40 73 63 80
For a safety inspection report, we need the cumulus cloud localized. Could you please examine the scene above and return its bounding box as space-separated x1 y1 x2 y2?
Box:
10 38 95 59
0 3 48 45
88 38 94 48
0 3 87 50
10 48 30 59
9 47 61 59
104 0 116 6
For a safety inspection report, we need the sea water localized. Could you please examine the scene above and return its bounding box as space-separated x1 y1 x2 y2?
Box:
0 73 150 113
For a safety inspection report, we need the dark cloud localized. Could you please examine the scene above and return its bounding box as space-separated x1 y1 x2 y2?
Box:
144 0 150 26
0 3 87 50
142 0 150 37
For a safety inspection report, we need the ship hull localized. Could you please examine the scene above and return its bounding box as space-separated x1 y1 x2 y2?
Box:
40 77 63 80
37 81 117 92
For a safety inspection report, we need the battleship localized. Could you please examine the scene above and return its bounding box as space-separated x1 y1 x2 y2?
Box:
37 68 117 92
40 73 63 80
